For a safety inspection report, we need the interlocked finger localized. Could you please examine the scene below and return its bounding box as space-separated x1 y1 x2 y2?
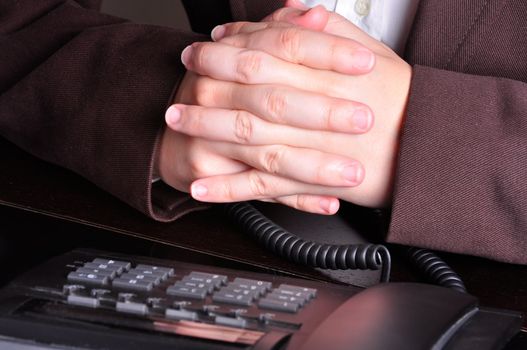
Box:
190 169 350 204
212 143 364 187
165 100 372 142
217 25 375 74
261 194 340 215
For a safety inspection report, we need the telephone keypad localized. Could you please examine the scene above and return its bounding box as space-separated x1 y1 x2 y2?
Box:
63 255 317 331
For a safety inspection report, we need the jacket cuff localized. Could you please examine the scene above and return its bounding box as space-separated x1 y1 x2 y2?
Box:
387 65 527 264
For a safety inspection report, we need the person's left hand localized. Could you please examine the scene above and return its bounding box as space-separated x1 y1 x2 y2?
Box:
172 7 412 208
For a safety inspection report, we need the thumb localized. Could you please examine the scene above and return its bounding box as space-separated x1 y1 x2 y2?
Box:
281 2 385 54
287 5 330 31
287 4 385 52
264 4 329 32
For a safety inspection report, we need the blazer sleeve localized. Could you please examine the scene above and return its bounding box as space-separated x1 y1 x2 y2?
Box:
0 0 210 221
387 65 527 264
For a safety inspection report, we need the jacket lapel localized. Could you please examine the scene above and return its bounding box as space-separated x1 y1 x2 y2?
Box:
405 0 509 71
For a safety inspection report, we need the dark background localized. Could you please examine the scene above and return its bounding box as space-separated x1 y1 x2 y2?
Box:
101 0 191 29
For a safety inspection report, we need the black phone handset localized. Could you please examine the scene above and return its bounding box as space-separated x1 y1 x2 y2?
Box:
225 202 466 292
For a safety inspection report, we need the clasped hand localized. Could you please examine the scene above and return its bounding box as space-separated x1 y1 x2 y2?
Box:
157 2 412 215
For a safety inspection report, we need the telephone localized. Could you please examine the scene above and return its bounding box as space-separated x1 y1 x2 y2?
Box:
0 205 522 350
0 154 523 350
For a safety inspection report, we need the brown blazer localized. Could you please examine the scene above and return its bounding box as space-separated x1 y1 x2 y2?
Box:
1 0 526 264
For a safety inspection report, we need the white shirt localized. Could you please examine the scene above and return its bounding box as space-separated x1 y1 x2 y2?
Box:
300 0 419 55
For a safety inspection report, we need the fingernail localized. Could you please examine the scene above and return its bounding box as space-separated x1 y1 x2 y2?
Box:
353 48 375 71
352 107 373 132
342 164 363 185
211 25 226 41
320 198 339 214
191 183 208 198
165 105 181 125
181 45 193 67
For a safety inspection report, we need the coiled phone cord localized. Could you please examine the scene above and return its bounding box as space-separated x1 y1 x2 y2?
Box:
225 202 467 292
225 202 391 283
407 248 467 293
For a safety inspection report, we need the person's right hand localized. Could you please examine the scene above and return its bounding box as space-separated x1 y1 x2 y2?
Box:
169 6 411 209
156 8 380 214
157 62 372 214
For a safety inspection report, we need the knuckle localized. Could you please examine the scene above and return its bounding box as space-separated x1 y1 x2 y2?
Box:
193 43 213 70
188 107 207 132
248 171 269 197
218 182 235 201
328 41 341 65
314 163 327 184
193 77 214 106
220 23 246 47
227 22 246 36
261 146 285 174
294 195 308 211
235 50 263 83
188 164 205 179
327 37 350 68
233 110 253 143
187 142 212 179
322 103 339 130
188 157 209 179
279 27 302 62
264 89 288 123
